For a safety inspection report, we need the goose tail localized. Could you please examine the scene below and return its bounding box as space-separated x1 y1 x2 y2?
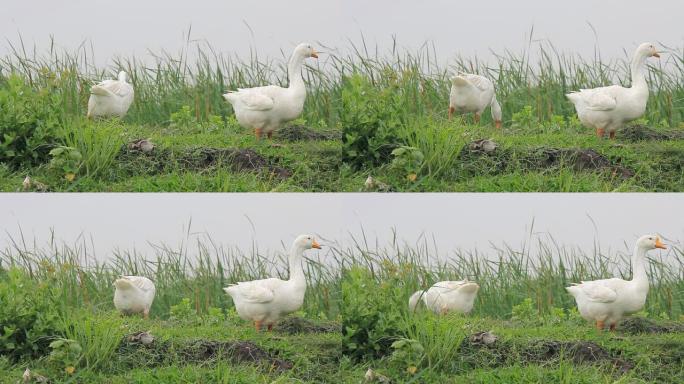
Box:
408 290 425 312
451 75 470 87
459 282 480 294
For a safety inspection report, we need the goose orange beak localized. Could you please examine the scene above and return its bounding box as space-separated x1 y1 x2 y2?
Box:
653 52 661 58
655 237 666 249
311 49 319 59
312 240 321 249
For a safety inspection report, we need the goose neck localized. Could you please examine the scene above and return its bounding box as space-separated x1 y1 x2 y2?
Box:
287 52 306 91
630 52 648 91
288 244 306 284
631 245 648 287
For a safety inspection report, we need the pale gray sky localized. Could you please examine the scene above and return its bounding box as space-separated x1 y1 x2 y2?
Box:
0 194 682 261
1 1 682 66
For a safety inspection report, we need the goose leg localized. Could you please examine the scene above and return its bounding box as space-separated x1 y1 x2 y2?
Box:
596 320 605 331
254 320 263 332
495 120 502 129
474 113 481 125
609 323 617 332
255 128 263 140
596 127 605 138
143 309 150 320
267 324 273 332
448 106 455 121
608 131 616 140
266 131 273 139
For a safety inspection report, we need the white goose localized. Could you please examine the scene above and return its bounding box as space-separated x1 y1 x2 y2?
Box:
449 74 502 129
224 234 321 331
87 71 134 119
223 43 319 140
408 280 480 315
566 43 660 139
566 234 666 331
113 276 156 319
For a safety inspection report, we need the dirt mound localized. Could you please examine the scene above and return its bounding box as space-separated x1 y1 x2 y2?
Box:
118 334 292 371
619 317 684 335
117 143 291 179
458 140 634 179
522 340 632 373
275 125 341 142
530 148 634 178
179 340 292 371
459 332 632 373
619 125 684 142
273 316 340 335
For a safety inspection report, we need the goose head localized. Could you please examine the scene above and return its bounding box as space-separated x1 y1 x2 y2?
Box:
636 43 660 59
294 43 319 59
118 71 128 82
293 234 321 250
636 234 667 251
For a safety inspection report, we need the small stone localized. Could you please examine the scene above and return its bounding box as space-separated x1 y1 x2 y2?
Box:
469 139 498 153
364 368 390 383
364 176 376 190
128 138 155 153
470 330 498 345
128 331 154 345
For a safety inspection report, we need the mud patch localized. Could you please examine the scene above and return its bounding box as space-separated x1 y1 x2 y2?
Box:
275 125 341 142
179 340 292 371
118 334 292 371
619 317 684 335
458 140 634 179
528 148 634 178
619 125 684 142
521 340 632 373
459 333 632 373
117 143 291 179
273 316 340 335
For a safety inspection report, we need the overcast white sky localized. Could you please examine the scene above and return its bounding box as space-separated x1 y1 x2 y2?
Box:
0 194 681 262
1 1 682 67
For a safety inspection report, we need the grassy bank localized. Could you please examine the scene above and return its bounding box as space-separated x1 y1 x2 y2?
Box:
0 39 682 192
1 234 683 382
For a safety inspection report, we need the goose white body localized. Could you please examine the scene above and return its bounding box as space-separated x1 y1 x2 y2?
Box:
113 276 156 318
566 43 659 138
566 234 666 330
87 71 134 118
224 43 318 139
409 280 480 315
449 74 502 128
224 234 321 331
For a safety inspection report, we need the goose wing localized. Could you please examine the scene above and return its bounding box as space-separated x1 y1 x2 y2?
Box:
570 86 619 111
228 278 282 303
225 86 282 111
93 79 133 98
576 279 619 303
122 276 155 292
462 74 493 92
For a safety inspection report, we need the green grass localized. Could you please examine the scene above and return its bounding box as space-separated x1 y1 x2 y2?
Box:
1 233 683 382
0 38 682 192
1 312 682 383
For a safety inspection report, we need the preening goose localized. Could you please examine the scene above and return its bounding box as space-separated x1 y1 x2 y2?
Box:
224 43 319 139
224 234 321 331
113 276 156 319
566 42 660 139
566 234 666 331
449 74 502 128
87 71 134 119
409 280 480 315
